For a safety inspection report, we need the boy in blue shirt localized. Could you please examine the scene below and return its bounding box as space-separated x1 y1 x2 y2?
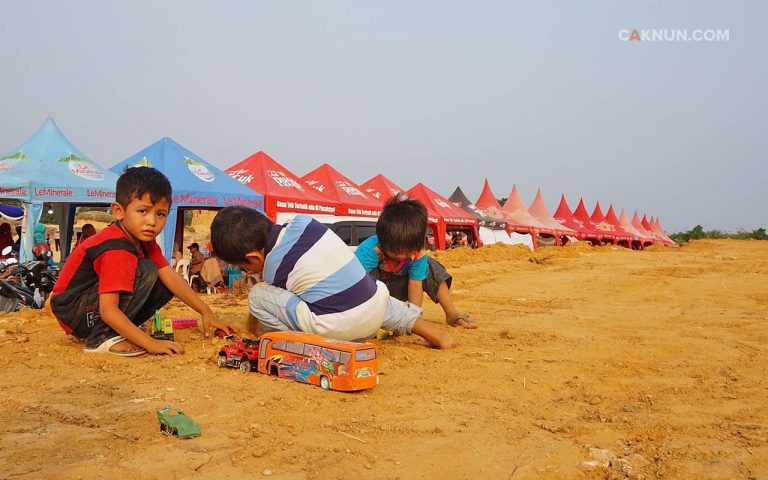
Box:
356 196 476 329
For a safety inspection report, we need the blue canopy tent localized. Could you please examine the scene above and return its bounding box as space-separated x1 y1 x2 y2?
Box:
110 137 264 261
0 118 119 261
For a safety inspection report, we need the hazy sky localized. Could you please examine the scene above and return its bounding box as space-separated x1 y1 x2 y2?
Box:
1 1 765 232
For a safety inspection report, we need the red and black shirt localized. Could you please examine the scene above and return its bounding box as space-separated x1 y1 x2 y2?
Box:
51 223 168 333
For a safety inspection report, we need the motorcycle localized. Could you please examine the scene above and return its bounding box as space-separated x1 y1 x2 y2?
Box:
0 245 58 313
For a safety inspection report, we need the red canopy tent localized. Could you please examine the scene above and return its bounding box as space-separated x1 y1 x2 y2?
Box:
554 195 604 243
405 182 478 250
652 218 676 245
301 164 382 217
618 208 655 247
642 214 673 245
528 189 577 241
573 198 615 244
591 202 631 246
629 211 657 246
604 204 636 247
225 151 338 221
360 174 404 203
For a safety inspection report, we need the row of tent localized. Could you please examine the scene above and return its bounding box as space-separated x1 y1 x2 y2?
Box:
0 118 674 261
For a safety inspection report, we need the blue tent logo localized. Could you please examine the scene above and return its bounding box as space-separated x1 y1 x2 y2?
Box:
0 151 28 172
60 153 104 181
130 157 153 168
183 156 215 182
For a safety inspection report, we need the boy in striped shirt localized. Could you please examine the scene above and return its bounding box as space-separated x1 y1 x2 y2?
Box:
211 206 453 349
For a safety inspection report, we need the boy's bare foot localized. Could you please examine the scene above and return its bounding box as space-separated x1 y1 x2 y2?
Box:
446 313 477 329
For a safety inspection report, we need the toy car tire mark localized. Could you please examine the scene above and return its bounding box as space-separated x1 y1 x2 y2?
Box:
319 375 330 391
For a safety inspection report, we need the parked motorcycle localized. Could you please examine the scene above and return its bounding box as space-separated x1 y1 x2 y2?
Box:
0 245 58 313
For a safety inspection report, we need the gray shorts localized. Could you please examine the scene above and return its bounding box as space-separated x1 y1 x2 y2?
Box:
370 256 452 303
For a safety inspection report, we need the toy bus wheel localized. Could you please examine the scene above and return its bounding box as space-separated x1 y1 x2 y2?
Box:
217 354 227 368
319 376 330 391
269 364 278 376
240 360 252 373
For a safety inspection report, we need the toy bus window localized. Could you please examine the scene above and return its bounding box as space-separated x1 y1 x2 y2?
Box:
304 344 321 357
259 339 271 359
354 348 376 361
273 340 286 352
339 351 351 364
321 347 341 362
285 341 304 355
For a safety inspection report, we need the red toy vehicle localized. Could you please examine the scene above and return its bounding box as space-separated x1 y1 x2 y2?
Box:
217 331 379 391
216 336 260 372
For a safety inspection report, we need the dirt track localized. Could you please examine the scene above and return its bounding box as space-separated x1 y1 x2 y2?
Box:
1 239 766 479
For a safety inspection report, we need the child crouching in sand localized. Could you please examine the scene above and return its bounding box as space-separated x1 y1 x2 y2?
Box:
356 195 476 329
210 206 453 349
49 167 232 356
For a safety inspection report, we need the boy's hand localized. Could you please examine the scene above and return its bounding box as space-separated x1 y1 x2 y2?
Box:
201 310 235 338
146 339 185 355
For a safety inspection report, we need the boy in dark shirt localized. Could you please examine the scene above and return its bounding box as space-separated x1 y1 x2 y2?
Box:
50 167 231 356
356 195 476 329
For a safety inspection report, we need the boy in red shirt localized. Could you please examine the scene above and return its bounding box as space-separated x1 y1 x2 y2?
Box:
50 167 231 356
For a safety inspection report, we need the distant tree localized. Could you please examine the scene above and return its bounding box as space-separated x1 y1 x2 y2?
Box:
669 224 767 243
751 228 767 240
498 197 507 207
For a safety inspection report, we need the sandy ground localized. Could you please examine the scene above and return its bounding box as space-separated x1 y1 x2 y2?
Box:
1 239 766 480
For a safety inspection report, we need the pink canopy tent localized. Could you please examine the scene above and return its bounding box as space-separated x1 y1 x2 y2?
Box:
642 215 674 245
619 208 655 247
301 164 382 217
605 204 637 248
528 189 577 241
499 185 557 248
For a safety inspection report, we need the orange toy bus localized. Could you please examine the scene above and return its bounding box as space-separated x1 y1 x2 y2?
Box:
255 331 379 391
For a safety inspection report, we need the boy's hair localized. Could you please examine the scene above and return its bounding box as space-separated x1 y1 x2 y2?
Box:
377 195 428 253
211 206 274 264
115 166 172 207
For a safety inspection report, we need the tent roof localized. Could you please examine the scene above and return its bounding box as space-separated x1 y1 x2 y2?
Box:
0 117 119 202
475 178 503 211
110 137 263 209
528 189 577 234
406 183 477 225
225 151 337 217
590 201 629 240
360 174 404 202
554 195 603 238
448 186 507 230
301 164 382 217
630 211 658 242
573 198 614 240
498 185 553 233
618 208 652 241
605 204 634 240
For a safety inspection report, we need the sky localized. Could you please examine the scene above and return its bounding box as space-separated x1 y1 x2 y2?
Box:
1 1 765 232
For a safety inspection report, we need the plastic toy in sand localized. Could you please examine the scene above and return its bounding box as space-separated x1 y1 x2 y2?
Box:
172 318 198 330
156 407 201 439
148 311 174 341
217 331 379 391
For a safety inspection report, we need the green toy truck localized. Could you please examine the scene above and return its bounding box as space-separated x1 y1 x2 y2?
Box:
156 407 201 439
